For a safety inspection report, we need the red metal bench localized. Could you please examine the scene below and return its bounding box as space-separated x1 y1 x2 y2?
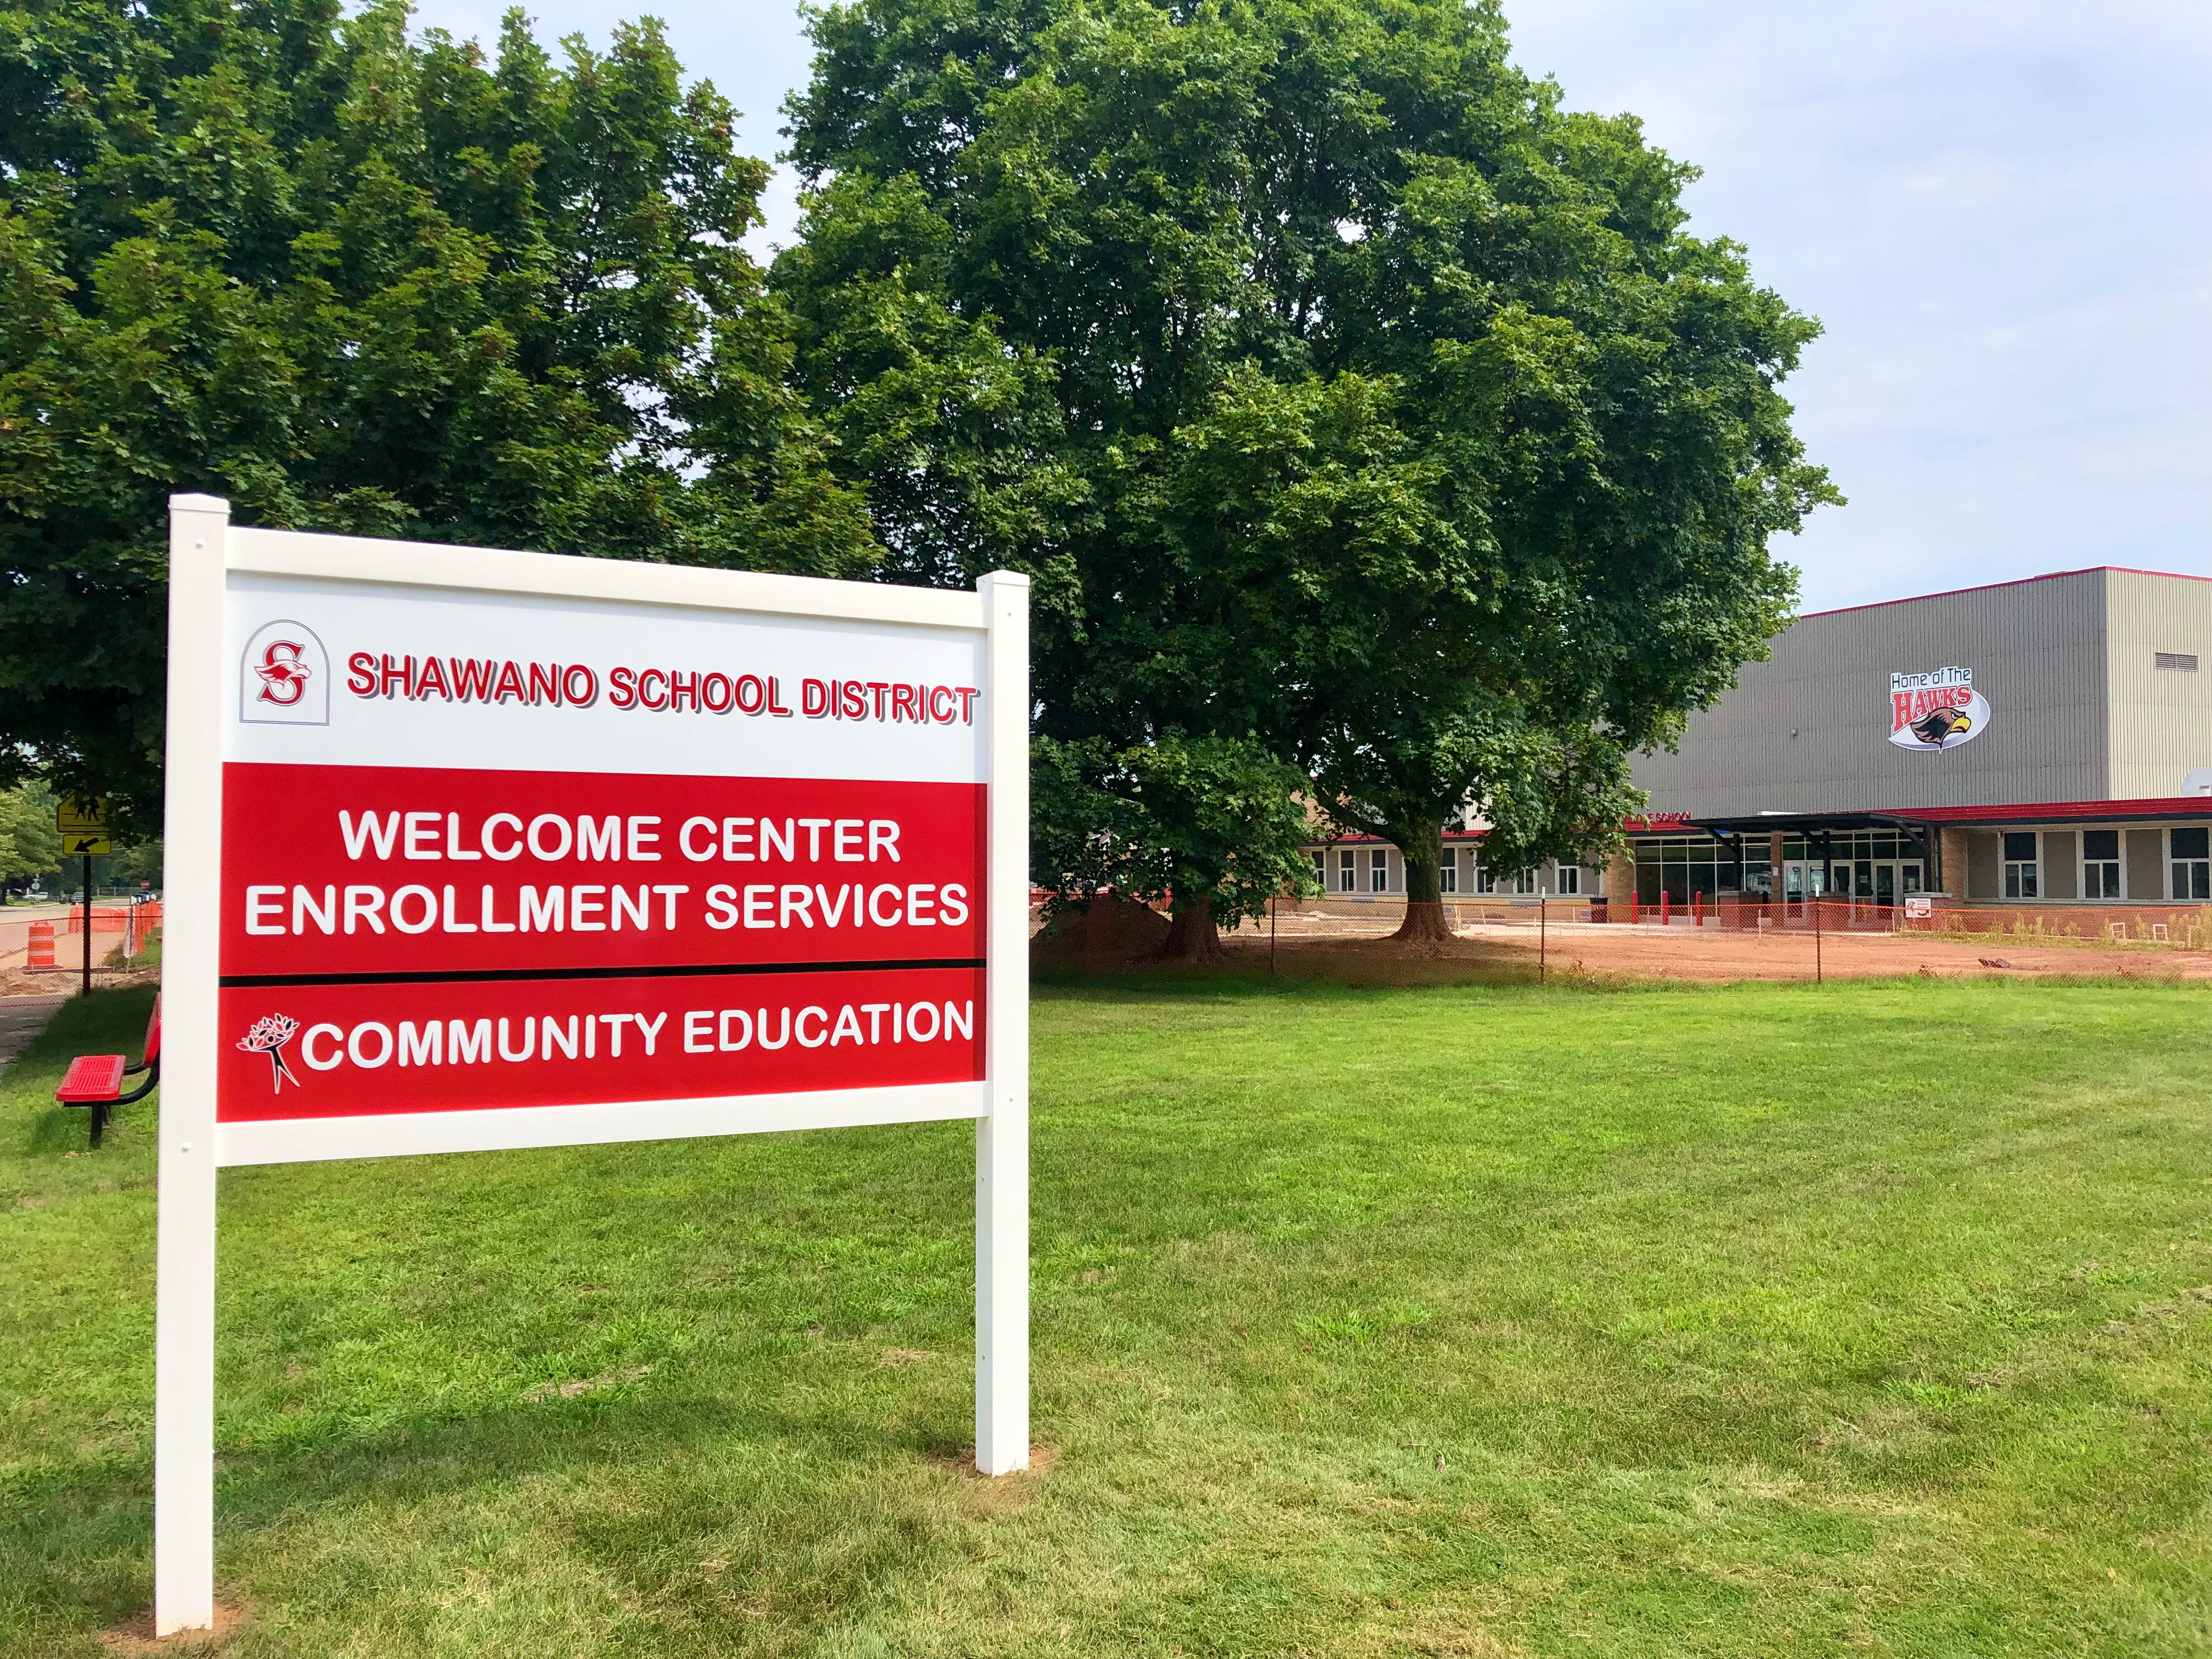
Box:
55 995 161 1148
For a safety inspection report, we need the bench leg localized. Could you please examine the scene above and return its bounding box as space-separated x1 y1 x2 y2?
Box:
89 1101 107 1149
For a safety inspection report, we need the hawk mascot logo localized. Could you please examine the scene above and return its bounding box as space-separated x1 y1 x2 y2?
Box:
1887 670 1989 752
1908 703 1972 746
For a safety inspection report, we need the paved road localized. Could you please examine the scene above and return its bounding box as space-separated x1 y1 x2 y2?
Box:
0 903 145 972
0 994 69 1075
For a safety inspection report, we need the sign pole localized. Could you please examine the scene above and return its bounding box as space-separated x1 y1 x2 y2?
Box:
81 852 92 997
155 493 229 1637
976 569 1030 1475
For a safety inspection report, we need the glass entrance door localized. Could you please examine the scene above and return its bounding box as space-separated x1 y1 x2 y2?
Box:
1777 838 1926 913
1859 862 1921 910
1782 862 1826 901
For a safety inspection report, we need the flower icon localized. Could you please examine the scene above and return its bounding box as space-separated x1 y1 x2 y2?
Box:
238 1013 303 1092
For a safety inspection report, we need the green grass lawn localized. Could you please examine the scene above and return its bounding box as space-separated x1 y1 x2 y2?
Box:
4 975 2211 1656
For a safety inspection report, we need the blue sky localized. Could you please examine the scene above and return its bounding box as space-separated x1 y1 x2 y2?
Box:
414 0 2212 613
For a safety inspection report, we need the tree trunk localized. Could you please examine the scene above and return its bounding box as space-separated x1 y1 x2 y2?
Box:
1156 895 1229 962
1390 821 1457 945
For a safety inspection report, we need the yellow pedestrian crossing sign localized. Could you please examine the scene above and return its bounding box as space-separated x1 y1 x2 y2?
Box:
57 796 111 856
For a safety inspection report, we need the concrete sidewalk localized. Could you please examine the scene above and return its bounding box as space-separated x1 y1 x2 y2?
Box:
0 993 68 1075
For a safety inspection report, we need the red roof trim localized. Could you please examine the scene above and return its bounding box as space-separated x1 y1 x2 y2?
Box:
1889 797 2212 825
1310 797 2212 845
1799 565 2212 622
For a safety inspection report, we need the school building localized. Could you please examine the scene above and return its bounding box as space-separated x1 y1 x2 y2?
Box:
1307 566 2212 910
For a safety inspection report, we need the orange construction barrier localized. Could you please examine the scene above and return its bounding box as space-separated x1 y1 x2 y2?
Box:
26 921 54 969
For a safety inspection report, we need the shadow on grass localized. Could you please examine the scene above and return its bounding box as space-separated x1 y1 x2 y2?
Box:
1034 949 1537 995
4 986 159 1160
4 1371 988 1648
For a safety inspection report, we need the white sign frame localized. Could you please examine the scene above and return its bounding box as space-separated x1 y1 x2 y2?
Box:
155 494 1030 1634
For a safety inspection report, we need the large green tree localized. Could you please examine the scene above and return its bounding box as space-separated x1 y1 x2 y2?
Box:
1031 731 1318 957
780 0 1835 944
0 0 874 822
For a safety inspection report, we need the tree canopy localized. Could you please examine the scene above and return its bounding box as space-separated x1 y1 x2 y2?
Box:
0 0 874 823
1 0 1836 934
780 0 1836 940
0 782 64 889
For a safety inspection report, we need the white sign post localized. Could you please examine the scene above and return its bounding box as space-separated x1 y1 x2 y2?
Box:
154 494 1029 1635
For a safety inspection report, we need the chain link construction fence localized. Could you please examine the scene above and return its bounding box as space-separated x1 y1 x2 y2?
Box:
1223 894 2212 981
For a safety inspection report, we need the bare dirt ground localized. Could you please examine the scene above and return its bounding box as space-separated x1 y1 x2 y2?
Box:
0 929 148 998
1200 913 2212 985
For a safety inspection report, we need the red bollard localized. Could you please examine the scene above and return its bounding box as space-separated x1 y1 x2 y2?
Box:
1693 891 1704 927
26 921 54 969
1661 890 1671 927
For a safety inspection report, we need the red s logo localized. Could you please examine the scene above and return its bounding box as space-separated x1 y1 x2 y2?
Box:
253 640 313 706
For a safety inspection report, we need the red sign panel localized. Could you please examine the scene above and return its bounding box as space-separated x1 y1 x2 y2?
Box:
218 966 984 1121
218 763 987 1122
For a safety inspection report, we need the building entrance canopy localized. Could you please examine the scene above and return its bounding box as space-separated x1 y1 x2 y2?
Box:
1629 812 1935 907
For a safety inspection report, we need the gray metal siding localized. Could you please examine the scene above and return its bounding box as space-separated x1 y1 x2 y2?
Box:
2105 570 2212 798
1632 570 2112 815
2125 828 2164 900
2042 830 2078 900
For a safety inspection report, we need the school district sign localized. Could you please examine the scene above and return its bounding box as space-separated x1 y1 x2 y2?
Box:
153 495 1032 1634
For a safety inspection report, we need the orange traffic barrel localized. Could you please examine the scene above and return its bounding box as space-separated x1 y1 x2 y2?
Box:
26 921 55 969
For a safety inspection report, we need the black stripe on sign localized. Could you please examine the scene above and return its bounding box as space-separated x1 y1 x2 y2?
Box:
217 957 987 990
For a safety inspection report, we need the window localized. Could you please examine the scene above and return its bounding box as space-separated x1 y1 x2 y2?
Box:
2002 831 2039 900
2173 827 2210 901
1369 848 1389 893
1555 865 1580 895
1336 850 1355 893
1632 834 1770 905
2083 829 2122 899
1474 862 1498 894
1311 851 1325 890
1438 848 1458 894
2155 652 2199 673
